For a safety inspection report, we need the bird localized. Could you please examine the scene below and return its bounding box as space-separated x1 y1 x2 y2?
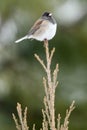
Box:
15 12 57 43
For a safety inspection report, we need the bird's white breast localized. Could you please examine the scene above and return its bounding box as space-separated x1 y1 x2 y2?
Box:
33 22 57 41
46 23 57 40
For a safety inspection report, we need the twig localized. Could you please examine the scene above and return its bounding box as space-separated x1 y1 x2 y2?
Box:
35 40 57 130
12 103 29 130
13 39 75 130
34 54 47 72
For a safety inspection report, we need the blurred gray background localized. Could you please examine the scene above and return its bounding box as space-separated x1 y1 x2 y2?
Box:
0 0 87 130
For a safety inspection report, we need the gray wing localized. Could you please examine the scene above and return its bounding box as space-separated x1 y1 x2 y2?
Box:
27 19 44 36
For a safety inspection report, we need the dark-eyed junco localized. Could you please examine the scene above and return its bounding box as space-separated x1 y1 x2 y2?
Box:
15 12 57 43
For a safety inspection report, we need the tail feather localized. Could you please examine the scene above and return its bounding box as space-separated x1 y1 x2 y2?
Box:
15 35 28 43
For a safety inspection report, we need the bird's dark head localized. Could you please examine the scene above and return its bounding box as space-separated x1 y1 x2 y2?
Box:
42 12 52 17
41 12 56 24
